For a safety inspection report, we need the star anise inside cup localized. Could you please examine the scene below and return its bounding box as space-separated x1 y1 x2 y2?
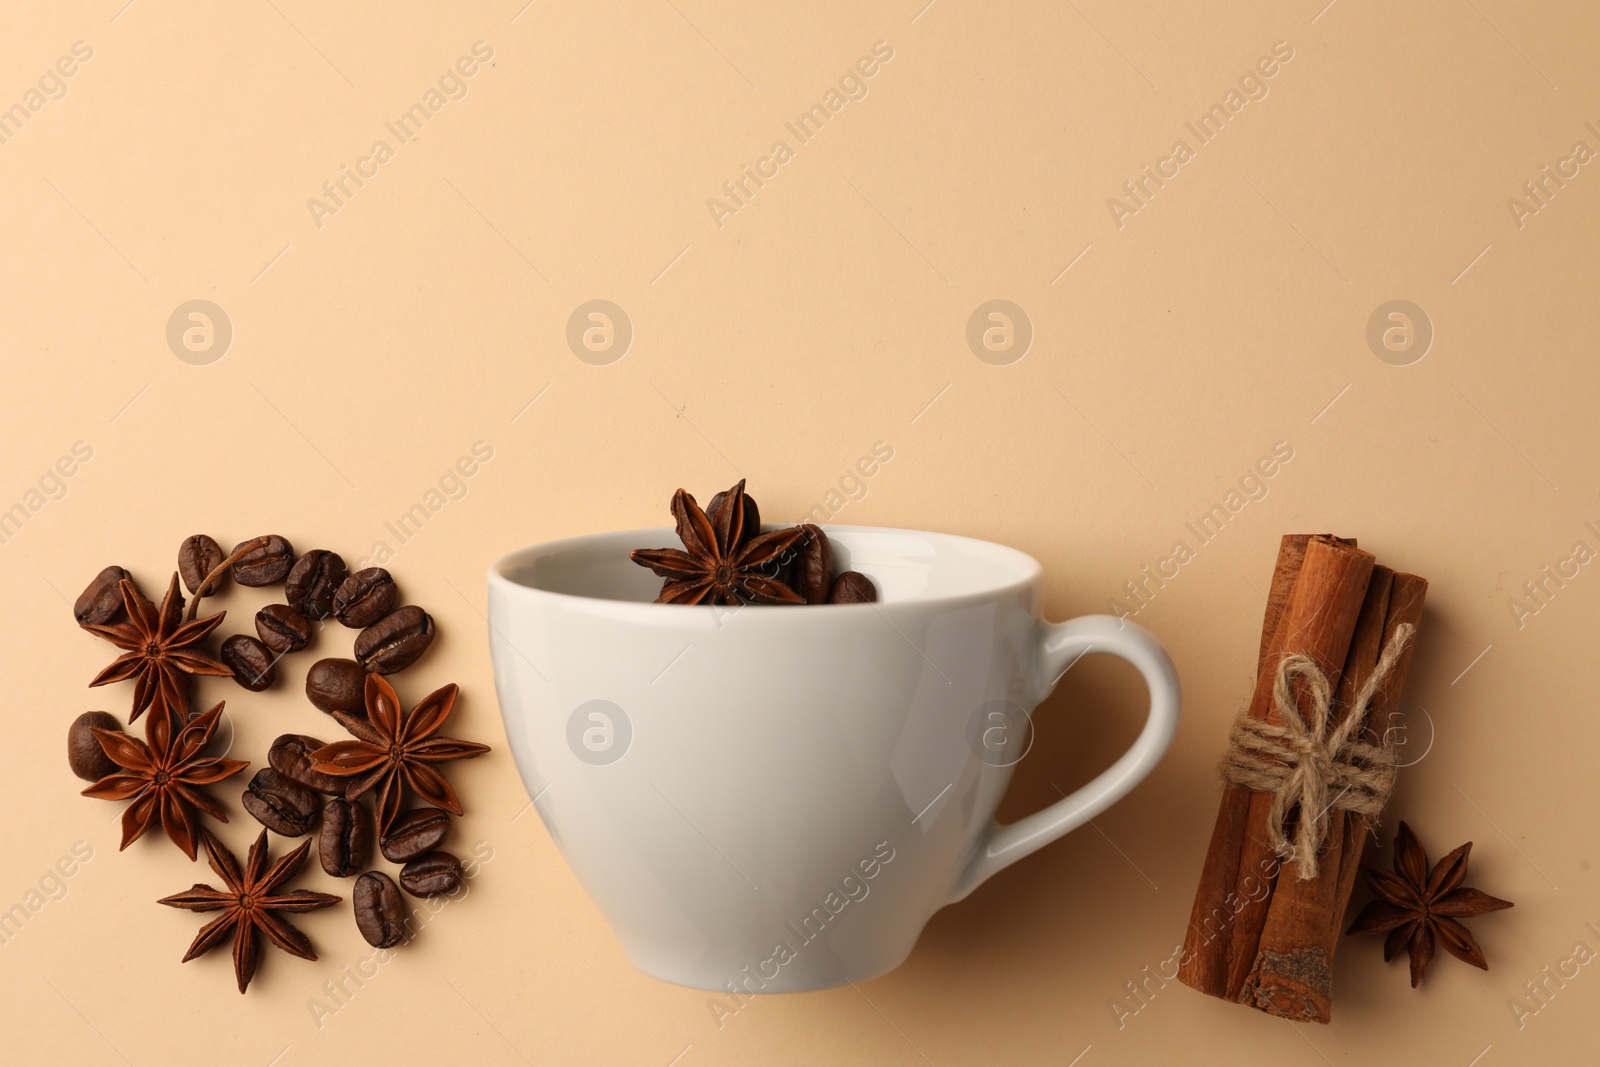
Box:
630 480 807 605
1346 821 1513 986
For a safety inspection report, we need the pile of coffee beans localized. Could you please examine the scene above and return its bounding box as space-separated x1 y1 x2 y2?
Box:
175 535 437 694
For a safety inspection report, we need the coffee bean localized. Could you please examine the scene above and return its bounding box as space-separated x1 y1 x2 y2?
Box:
178 534 226 597
232 534 294 586
796 524 833 604
381 808 451 863
74 566 132 626
318 797 373 877
256 603 313 654
67 711 122 781
221 634 276 691
398 851 466 898
827 571 877 604
353 871 408 948
241 768 320 836
306 658 368 714
268 733 346 795
333 568 398 629
354 606 435 674
286 550 347 620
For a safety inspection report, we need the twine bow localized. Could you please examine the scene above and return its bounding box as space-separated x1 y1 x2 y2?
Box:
1220 623 1415 881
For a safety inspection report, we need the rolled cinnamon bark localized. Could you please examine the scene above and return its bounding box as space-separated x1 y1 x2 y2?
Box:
1238 565 1393 1019
1178 534 1311 997
1178 535 1375 1000
1238 569 1428 1021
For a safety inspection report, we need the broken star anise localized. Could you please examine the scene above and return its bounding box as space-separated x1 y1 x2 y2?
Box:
630 480 807 605
159 828 341 994
84 573 231 722
310 674 489 837
81 698 249 860
1346 820 1513 987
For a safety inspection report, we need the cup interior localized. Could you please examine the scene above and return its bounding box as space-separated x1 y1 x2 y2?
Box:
492 525 1041 606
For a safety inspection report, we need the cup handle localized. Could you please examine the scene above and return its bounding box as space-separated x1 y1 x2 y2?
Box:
944 614 1181 904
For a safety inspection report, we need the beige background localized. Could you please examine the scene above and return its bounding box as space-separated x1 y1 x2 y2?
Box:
3 0 1597 1063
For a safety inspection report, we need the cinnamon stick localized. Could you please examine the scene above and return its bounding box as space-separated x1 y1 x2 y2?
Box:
1178 535 1310 997
1238 566 1394 1019
1236 569 1426 1021
1178 535 1374 999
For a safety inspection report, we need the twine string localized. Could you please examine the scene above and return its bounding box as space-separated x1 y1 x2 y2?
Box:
1220 622 1415 880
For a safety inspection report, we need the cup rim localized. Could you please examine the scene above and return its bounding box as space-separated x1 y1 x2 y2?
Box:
487 524 1043 612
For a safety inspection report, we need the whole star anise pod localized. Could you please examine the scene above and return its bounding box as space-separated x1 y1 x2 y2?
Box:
81 697 249 859
310 674 489 836
159 828 341 994
1346 821 1513 987
630 480 808 605
84 573 231 722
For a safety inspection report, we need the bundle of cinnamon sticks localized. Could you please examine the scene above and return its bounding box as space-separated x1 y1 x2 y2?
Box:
1177 534 1427 1023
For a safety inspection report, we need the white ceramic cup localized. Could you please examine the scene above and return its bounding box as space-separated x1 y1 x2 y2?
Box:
487 525 1180 992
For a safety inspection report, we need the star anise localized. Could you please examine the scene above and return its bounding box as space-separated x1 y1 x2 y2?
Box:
81 698 249 859
310 674 489 836
630 480 808 605
158 828 341 994
1346 821 1513 987
83 573 231 722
